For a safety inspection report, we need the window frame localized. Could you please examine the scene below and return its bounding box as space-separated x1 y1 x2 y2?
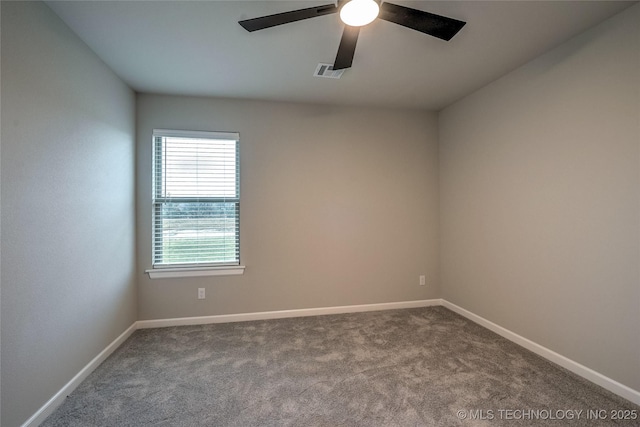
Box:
146 129 245 279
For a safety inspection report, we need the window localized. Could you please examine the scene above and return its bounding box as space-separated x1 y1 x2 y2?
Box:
149 129 243 278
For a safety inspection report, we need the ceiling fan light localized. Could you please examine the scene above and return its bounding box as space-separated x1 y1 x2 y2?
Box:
340 0 379 27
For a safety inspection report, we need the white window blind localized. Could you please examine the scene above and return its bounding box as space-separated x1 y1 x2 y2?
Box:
152 129 240 268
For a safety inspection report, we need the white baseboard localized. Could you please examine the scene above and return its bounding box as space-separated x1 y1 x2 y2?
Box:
136 299 441 329
24 299 640 427
20 322 138 427
441 299 640 406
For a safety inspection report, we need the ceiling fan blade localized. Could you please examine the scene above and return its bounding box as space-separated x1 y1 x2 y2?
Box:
333 26 360 70
379 2 466 41
239 3 338 32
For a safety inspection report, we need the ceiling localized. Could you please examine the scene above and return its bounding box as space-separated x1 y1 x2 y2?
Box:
46 1 636 110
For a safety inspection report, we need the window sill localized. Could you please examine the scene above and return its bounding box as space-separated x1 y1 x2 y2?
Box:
146 266 245 279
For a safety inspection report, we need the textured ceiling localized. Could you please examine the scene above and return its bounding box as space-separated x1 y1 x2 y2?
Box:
46 1 636 110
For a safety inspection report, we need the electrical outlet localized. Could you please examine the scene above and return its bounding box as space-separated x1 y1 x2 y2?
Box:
419 275 426 286
198 288 205 299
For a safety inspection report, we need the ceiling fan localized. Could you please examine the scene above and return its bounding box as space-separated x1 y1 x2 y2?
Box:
238 0 466 71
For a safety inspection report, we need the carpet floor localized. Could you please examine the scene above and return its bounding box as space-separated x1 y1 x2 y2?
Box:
42 307 639 426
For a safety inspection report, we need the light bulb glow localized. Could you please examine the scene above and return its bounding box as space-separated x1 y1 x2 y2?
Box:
340 0 379 27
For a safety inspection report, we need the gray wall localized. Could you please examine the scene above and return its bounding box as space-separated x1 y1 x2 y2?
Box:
137 95 439 320
2 2 638 425
439 4 639 392
0 2 137 426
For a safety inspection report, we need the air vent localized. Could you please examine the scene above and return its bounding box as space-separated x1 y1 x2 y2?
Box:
313 63 344 79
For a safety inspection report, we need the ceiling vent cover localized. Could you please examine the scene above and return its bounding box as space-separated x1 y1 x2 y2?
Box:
314 63 344 79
